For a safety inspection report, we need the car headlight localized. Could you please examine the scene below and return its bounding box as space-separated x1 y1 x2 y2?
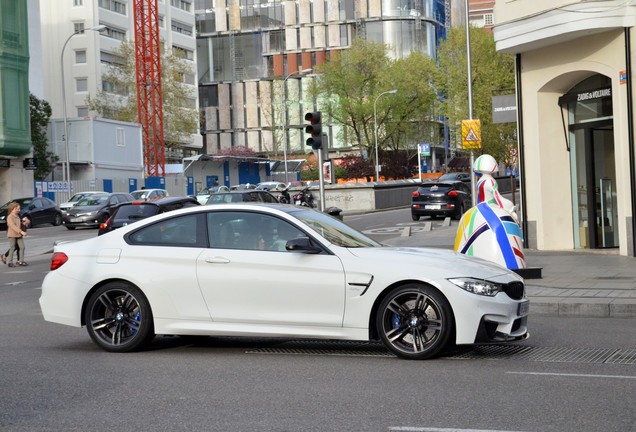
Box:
449 277 502 297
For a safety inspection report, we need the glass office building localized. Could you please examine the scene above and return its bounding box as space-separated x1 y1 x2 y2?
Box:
195 0 449 156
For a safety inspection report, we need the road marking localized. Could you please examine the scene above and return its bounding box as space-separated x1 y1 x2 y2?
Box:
388 428 526 432
507 371 636 379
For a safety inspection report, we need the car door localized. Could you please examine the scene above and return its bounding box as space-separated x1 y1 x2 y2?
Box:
196 210 347 327
27 198 47 225
126 213 213 321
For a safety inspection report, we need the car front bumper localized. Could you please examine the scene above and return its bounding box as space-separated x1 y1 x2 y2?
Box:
63 215 101 228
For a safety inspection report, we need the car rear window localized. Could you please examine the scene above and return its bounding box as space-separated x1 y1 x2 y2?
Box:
420 183 454 192
114 204 160 220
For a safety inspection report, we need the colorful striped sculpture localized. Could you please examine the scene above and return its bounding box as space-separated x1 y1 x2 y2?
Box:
454 154 525 269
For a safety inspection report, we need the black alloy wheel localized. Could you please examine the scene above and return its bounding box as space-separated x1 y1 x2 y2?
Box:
376 284 453 360
85 282 155 352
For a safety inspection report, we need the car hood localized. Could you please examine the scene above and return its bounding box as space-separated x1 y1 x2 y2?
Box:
345 246 520 281
67 205 102 215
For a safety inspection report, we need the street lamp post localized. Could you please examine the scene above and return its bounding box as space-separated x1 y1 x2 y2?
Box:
374 89 397 182
282 68 312 183
61 24 106 200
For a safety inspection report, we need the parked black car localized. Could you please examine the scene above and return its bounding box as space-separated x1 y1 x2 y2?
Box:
411 180 472 221
206 190 279 204
63 192 134 230
98 196 200 235
0 197 63 230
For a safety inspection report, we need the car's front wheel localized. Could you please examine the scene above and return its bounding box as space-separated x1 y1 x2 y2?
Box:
53 213 62 226
376 284 453 360
85 282 155 353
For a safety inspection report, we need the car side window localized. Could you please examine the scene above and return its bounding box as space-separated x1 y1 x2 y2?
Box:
260 193 278 203
207 211 304 251
128 214 205 247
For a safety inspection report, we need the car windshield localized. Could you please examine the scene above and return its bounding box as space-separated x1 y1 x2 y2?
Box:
131 191 149 200
292 209 380 248
69 193 91 203
77 195 108 206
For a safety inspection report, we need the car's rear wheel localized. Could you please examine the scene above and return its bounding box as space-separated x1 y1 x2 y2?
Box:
376 284 453 360
52 213 62 226
453 203 464 220
411 214 420 221
85 282 155 353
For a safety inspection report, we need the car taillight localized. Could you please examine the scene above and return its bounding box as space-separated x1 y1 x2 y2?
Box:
100 215 113 230
50 252 68 270
412 191 420 197
448 190 459 197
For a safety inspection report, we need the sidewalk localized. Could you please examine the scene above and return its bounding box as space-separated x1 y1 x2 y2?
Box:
380 224 636 318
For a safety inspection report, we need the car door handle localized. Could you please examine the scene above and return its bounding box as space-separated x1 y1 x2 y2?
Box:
205 256 231 264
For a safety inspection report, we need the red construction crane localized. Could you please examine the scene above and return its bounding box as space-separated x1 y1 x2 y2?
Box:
132 0 165 177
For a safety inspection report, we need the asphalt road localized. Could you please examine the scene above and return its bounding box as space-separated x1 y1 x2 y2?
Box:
1 213 635 431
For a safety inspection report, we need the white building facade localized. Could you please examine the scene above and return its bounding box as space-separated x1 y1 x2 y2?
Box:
494 0 636 256
38 0 201 171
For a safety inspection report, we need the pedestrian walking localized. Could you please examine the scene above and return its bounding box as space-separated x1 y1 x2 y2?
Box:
6 202 28 267
2 216 29 265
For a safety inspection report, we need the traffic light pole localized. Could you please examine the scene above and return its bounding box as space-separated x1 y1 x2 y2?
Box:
317 148 325 212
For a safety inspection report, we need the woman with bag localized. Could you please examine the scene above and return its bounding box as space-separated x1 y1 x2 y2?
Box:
5 202 28 267
2 216 29 265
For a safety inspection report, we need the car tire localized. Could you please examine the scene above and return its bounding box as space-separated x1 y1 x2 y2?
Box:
411 214 420 221
85 282 155 353
66 226 76 230
53 213 62 226
376 284 453 360
453 204 464 220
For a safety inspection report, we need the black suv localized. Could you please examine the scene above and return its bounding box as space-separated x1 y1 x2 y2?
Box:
411 180 472 221
98 196 200 235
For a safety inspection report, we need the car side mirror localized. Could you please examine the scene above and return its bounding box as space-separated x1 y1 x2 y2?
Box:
285 237 322 254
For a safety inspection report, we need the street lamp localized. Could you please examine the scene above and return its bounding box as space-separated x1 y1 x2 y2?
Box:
282 68 312 183
61 24 106 200
374 89 397 182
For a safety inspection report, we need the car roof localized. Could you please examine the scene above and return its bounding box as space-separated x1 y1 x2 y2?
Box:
153 196 199 205
420 180 466 187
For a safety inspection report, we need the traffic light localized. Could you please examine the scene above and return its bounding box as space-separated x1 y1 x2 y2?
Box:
305 111 322 150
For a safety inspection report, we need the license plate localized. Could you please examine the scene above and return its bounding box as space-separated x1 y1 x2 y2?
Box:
425 204 441 210
517 300 530 316
70 218 82 223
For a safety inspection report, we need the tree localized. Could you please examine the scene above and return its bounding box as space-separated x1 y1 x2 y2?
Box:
338 154 373 181
29 93 57 180
218 145 258 159
87 40 198 151
435 26 517 166
308 39 438 177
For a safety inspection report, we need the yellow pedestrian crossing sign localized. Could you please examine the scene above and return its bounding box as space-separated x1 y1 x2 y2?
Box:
462 119 481 149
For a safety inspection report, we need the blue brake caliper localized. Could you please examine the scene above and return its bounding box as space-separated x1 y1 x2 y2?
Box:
130 311 141 335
